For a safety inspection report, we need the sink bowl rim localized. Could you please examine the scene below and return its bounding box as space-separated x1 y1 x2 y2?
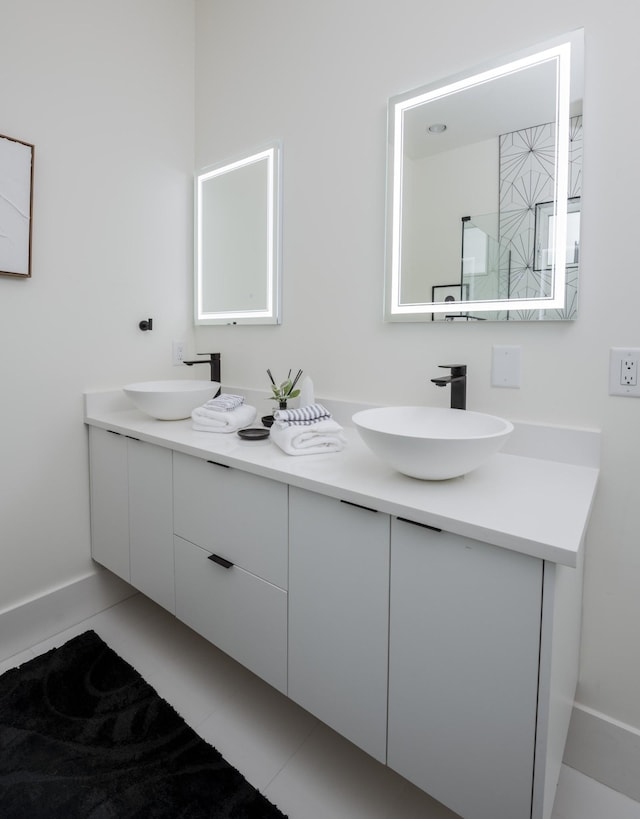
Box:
352 406 514 441
123 379 219 394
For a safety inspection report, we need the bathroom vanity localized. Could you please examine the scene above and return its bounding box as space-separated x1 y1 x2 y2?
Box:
84 390 599 819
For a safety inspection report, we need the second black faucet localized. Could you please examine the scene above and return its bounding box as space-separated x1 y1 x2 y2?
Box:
431 364 467 410
184 352 222 397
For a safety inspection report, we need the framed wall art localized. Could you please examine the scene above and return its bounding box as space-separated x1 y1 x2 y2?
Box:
533 196 581 272
0 133 34 278
431 283 470 321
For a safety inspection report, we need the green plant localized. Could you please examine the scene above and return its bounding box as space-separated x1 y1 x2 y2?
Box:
267 368 303 406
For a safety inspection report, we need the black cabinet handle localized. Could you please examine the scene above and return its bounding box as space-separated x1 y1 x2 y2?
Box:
340 499 378 514
107 430 140 442
396 516 442 532
206 460 229 469
208 553 234 569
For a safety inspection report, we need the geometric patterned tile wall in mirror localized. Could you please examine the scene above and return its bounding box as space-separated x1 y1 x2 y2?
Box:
498 115 583 319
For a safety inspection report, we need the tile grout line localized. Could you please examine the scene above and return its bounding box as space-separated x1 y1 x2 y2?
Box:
261 721 322 794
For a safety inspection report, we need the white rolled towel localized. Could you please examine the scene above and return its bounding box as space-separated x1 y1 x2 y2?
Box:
192 403 256 433
270 418 346 455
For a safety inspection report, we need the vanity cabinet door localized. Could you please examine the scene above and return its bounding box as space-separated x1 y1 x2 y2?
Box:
174 535 287 693
387 518 543 819
89 427 130 581
288 487 390 763
128 439 174 613
173 452 287 589
88 427 174 613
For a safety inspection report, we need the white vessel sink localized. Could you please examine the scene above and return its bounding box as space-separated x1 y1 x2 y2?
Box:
352 406 513 480
123 380 220 420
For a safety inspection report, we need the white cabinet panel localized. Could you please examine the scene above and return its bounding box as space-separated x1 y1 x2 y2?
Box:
89 427 130 581
174 535 287 694
173 452 287 589
88 427 174 613
388 518 542 819
128 440 174 613
288 487 390 763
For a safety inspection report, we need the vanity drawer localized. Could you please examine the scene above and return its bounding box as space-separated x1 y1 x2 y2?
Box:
174 535 287 694
173 451 287 589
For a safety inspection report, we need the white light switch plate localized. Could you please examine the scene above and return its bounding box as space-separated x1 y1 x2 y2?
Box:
492 345 521 388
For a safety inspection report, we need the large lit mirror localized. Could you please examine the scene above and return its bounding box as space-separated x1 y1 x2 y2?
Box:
385 30 583 321
195 143 282 325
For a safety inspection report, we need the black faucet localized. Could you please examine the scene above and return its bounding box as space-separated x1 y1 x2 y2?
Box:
184 352 221 396
431 365 467 410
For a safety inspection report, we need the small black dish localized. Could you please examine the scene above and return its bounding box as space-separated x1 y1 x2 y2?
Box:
237 427 270 440
261 414 275 428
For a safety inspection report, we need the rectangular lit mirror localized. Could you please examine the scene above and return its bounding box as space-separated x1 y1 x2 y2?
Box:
195 142 282 325
385 30 583 322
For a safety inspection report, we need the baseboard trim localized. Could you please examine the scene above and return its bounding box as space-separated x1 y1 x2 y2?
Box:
0 568 135 662
564 702 640 803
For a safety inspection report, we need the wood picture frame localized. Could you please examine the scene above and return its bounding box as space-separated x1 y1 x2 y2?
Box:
0 133 34 278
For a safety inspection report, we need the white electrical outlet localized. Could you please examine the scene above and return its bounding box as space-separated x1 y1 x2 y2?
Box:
609 348 640 397
621 357 638 386
172 341 186 367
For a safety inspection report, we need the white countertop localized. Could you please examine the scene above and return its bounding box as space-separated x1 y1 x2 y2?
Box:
84 390 600 568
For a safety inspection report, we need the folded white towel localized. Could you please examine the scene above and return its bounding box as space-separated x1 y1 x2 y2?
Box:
273 403 331 426
204 393 245 412
270 418 346 455
192 403 256 433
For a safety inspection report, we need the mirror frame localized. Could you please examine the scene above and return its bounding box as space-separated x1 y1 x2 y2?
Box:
195 142 282 325
385 35 579 320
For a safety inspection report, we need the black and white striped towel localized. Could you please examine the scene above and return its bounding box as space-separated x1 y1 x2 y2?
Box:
203 393 245 412
274 403 331 426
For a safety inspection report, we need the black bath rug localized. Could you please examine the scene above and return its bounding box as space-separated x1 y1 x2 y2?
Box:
0 630 287 818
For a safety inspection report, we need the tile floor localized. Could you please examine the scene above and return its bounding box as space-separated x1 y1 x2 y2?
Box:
2 592 640 819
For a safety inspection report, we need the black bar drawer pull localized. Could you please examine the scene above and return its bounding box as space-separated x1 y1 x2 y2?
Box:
208 553 234 569
207 460 230 469
396 516 442 533
340 499 378 514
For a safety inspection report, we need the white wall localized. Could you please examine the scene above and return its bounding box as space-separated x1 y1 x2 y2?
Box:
0 0 195 611
194 0 640 738
403 138 497 302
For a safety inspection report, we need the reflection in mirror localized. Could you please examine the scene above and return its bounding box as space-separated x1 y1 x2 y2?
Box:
385 30 583 321
195 143 281 325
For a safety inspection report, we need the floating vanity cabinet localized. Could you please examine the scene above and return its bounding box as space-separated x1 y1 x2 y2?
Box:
288 486 390 763
387 517 543 819
86 392 597 819
88 426 174 613
172 452 288 694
